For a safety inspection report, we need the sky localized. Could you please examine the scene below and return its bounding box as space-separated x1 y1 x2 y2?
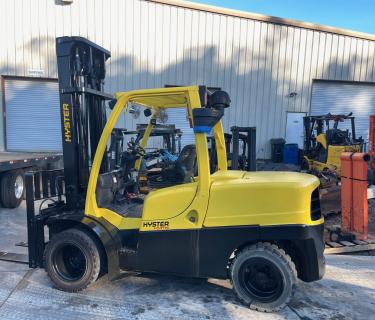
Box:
192 0 375 34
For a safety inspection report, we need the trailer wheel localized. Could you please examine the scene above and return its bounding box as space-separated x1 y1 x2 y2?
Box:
44 228 101 292
230 242 297 312
0 170 24 208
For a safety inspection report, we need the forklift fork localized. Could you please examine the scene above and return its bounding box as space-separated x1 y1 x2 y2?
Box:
26 170 65 268
0 169 65 266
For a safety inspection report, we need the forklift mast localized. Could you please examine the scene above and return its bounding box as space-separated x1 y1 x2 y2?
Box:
56 37 113 209
303 117 313 151
209 127 256 172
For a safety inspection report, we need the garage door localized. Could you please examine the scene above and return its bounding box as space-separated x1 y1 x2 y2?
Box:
166 108 195 148
310 81 375 147
4 78 62 152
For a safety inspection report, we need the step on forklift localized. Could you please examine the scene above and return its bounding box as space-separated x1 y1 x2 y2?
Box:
22 37 325 312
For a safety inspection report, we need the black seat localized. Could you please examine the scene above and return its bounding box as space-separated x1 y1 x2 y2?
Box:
173 144 197 180
148 144 197 187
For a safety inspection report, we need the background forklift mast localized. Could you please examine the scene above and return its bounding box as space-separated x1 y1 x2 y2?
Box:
56 36 113 209
230 126 256 171
208 126 256 172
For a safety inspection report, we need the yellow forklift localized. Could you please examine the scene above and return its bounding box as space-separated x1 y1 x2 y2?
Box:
24 37 325 312
302 113 363 179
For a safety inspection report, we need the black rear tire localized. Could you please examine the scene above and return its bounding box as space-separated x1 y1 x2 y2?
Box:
0 170 24 208
44 228 101 292
230 242 297 312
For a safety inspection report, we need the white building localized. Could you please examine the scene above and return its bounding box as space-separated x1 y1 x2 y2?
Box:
1 0 375 157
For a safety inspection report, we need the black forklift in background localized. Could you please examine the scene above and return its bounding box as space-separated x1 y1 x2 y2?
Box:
209 126 256 173
108 124 184 191
108 124 182 171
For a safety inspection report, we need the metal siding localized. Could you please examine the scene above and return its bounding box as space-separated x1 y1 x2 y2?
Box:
273 25 288 151
166 108 195 147
295 28 306 112
4 79 62 152
241 20 255 132
366 41 375 82
311 81 375 147
341 37 352 80
301 29 314 115
0 82 4 151
0 0 375 157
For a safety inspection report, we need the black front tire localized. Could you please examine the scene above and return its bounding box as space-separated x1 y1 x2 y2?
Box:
230 242 297 312
44 228 101 292
0 170 24 208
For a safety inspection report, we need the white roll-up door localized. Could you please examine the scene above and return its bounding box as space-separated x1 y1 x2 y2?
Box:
310 81 375 145
166 108 195 148
4 78 62 152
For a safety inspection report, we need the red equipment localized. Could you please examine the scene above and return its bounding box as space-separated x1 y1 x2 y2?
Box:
341 152 370 240
370 115 375 170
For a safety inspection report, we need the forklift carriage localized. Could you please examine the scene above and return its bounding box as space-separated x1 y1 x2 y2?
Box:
23 37 325 312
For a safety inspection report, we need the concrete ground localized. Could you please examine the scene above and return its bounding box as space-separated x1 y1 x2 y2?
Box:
0 203 375 319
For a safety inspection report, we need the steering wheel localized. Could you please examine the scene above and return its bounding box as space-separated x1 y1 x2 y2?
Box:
136 145 146 157
127 139 146 157
334 130 349 144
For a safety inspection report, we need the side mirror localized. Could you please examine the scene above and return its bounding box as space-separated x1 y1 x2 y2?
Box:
208 90 231 110
144 109 152 117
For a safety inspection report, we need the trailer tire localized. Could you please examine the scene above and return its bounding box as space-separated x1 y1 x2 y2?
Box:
230 242 297 312
0 170 24 208
44 228 101 292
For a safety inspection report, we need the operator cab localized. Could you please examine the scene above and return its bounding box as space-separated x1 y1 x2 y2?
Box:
94 87 230 220
95 136 145 217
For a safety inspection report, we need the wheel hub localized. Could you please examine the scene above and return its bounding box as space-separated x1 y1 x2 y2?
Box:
14 175 24 199
253 270 276 290
240 257 284 302
53 244 87 281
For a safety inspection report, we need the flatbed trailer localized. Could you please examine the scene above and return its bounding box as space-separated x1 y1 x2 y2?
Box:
0 152 62 208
